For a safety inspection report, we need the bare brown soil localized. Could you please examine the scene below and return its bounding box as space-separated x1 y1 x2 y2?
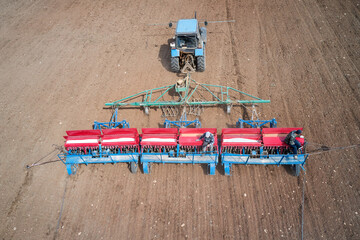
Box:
0 0 359 239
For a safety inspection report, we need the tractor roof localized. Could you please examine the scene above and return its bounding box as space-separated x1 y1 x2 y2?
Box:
176 19 198 35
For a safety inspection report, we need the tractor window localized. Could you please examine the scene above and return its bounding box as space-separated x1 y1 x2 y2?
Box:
176 36 197 48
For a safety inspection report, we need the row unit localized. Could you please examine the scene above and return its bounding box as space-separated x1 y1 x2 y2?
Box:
64 127 304 151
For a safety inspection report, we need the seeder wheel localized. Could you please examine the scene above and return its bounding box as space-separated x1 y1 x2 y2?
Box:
130 162 138 174
66 164 78 175
227 105 231 114
293 164 300 177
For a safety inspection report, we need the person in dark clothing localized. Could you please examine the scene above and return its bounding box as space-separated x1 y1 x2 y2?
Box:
198 131 215 153
284 130 303 158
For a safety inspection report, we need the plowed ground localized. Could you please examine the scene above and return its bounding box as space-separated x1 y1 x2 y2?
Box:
0 0 359 239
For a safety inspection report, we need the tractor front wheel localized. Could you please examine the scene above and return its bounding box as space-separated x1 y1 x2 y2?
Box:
197 56 205 72
170 57 180 72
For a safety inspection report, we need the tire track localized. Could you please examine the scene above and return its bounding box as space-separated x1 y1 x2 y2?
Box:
255 2 295 125
291 0 360 135
6 171 33 218
225 0 246 89
298 0 360 101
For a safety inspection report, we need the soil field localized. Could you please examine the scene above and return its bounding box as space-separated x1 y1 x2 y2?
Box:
0 0 359 239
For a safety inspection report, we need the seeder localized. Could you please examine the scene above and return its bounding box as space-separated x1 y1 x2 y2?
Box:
58 128 140 174
140 128 218 174
221 120 308 176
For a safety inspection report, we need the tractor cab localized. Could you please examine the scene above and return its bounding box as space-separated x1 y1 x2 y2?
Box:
176 35 197 49
175 19 199 49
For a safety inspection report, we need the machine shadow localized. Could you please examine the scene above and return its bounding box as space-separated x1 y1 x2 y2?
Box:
283 165 296 176
216 162 225 175
199 163 225 175
200 164 208 175
158 39 173 72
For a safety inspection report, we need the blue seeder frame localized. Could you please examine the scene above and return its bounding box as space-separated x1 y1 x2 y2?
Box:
222 118 309 176
58 147 139 175
141 146 218 175
221 151 308 176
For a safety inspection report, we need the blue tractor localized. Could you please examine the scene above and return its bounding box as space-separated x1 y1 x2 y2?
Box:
169 18 207 73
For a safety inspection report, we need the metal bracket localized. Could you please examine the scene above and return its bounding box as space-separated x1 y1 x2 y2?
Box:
236 118 277 128
164 109 201 128
93 108 130 129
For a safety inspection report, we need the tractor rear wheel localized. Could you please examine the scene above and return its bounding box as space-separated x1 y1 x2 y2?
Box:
170 57 180 72
197 56 205 72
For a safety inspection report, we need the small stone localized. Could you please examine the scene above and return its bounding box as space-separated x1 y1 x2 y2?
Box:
244 193 247 197
78 232 82 235
13 227 16 231
181 223 185 227
264 229 268 233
